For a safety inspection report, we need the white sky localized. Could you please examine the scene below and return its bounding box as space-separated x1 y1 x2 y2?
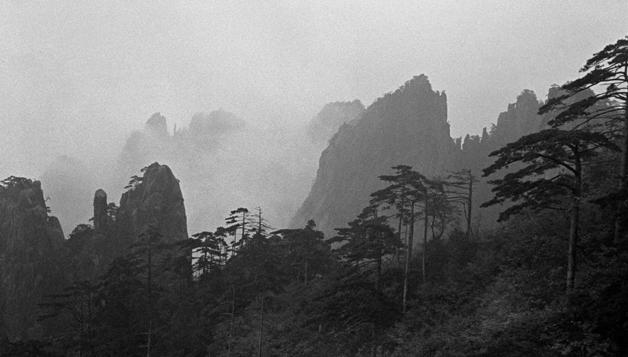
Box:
1 0 627 177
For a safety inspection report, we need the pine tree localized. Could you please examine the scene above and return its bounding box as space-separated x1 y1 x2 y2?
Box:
483 128 618 291
539 36 628 244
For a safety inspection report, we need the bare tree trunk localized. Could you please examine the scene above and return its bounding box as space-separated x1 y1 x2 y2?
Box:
422 198 429 284
396 190 406 264
402 202 415 313
240 211 247 250
614 103 628 245
370 324 377 357
146 322 152 357
567 196 580 292
467 171 473 239
258 295 264 357
377 248 383 293
227 284 235 357
147 245 152 296
568 154 582 292
87 286 92 355
397 213 403 264
79 288 84 357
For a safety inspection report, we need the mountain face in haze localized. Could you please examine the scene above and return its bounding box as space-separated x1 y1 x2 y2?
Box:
489 89 544 146
116 110 319 234
119 110 246 177
188 110 246 142
306 100 365 144
0 178 67 340
292 77 551 236
291 75 457 235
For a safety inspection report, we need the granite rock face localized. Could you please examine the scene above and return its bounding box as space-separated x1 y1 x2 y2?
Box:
0 177 67 340
291 75 457 236
291 78 555 237
489 89 544 146
118 163 188 243
93 189 108 233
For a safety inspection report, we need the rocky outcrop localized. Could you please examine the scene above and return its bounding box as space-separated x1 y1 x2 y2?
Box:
93 189 108 233
64 189 120 283
306 100 365 144
118 163 188 242
291 75 457 235
0 177 67 340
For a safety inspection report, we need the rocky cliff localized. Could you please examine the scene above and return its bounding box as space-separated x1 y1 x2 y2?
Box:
449 90 546 232
291 75 457 235
65 163 188 285
0 177 67 340
292 78 552 237
118 162 188 243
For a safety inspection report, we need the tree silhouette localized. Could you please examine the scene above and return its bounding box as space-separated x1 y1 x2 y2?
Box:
273 220 332 285
483 128 618 291
539 36 628 244
445 169 479 238
329 206 400 292
224 207 252 254
188 231 228 277
371 165 435 312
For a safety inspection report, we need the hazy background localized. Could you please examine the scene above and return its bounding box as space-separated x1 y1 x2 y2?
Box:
1 0 627 234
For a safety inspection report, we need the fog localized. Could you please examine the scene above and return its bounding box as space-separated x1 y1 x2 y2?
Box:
1 1 627 235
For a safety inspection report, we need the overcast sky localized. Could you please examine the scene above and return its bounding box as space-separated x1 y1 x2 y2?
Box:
1 0 627 178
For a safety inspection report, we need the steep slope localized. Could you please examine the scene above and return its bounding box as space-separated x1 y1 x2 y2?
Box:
292 79 553 237
117 162 188 242
0 178 67 340
291 75 457 235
